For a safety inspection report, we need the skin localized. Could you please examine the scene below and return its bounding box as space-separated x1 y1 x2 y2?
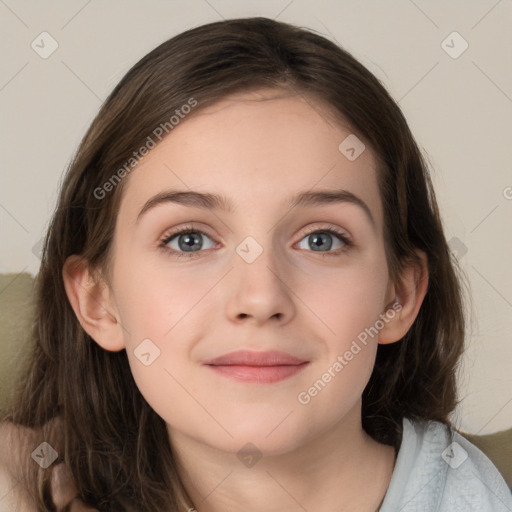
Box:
64 89 428 511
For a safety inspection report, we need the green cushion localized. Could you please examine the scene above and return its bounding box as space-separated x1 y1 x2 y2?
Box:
459 428 512 489
0 273 35 416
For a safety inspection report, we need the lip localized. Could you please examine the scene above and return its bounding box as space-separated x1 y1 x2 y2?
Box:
203 350 308 366
203 350 309 384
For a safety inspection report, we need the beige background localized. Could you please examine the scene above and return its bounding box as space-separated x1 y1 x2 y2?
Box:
0 0 511 434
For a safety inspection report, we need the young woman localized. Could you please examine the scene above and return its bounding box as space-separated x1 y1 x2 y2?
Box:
1 16 510 512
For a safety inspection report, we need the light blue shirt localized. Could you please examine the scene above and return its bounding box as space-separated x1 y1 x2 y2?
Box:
379 417 512 511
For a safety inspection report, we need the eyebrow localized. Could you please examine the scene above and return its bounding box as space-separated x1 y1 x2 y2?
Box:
136 188 376 227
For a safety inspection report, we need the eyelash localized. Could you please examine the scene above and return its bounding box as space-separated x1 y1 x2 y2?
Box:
158 224 353 259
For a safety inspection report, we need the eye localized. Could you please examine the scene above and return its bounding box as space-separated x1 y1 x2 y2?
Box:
296 226 352 255
160 226 216 258
158 224 353 259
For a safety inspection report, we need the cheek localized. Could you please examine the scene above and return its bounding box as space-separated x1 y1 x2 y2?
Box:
291 260 388 430
111 255 213 423
299 249 390 345
112 253 211 344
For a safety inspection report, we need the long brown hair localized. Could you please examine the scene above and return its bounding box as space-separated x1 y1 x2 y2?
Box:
2 17 467 511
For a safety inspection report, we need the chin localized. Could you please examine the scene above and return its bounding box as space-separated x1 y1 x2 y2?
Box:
205 417 315 457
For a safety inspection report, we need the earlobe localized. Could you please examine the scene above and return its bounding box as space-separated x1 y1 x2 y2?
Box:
62 255 125 352
378 250 429 344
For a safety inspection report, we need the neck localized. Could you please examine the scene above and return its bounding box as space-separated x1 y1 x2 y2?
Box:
168 405 396 512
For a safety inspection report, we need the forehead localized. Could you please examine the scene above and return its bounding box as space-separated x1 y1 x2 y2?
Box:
119 89 383 229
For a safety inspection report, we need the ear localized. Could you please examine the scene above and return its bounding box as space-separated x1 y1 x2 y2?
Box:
378 250 429 344
62 255 125 352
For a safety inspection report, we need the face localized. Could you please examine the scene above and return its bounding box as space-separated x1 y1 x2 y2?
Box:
107 89 394 455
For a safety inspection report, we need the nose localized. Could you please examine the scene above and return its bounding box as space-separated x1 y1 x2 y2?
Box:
225 244 296 326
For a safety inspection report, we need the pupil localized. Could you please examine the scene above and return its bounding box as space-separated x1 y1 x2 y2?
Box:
180 233 201 251
310 233 332 251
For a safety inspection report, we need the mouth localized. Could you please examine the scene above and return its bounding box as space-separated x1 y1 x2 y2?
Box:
203 350 310 384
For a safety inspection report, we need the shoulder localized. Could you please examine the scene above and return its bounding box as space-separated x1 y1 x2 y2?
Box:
0 418 80 512
380 417 512 512
0 419 98 512
0 421 39 511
